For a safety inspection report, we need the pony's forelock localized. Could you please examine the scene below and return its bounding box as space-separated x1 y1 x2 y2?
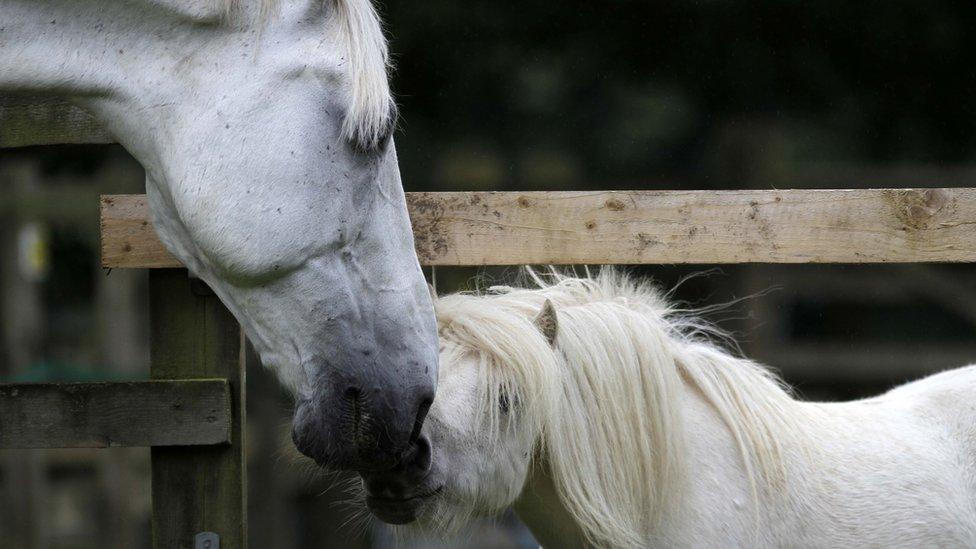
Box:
435 268 804 548
435 292 562 448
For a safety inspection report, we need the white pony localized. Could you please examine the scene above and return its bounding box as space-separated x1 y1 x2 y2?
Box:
1 0 438 470
358 270 976 547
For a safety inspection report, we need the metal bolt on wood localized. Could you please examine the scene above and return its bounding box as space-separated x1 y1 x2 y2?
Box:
194 532 219 549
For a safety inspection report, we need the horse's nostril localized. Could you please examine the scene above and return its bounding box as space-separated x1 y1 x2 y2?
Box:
409 395 433 443
344 386 362 402
342 386 366 451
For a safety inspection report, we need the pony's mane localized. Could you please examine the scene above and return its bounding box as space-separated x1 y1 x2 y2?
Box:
435 269 802 548
221 0 394 149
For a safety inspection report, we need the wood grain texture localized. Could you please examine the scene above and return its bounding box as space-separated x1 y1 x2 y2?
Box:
103 189 976 267
149 270 246 549
0 97 114 147
0 380 230 449
101 195 180 268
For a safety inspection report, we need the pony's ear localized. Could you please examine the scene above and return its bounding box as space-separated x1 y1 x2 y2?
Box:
533 299 559 346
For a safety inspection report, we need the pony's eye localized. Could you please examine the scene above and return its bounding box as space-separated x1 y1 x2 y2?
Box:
498 390 520 415
499 391 511 414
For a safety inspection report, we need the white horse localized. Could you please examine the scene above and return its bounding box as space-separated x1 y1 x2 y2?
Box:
1 0 437 470
358 270 976 547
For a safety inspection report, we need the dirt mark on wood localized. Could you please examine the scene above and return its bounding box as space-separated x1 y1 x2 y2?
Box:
407 194 451 262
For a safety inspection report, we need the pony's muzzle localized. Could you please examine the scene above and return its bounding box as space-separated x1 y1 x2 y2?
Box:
360 435 437 524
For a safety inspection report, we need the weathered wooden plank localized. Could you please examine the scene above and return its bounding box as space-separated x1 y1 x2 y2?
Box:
101 195 180 268
0 96 114 147
102 188 976 267
0 380 230 449
149 270 246 549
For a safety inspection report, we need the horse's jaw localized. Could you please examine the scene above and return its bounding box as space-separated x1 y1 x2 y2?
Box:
240 254 439 471
145 154 439 470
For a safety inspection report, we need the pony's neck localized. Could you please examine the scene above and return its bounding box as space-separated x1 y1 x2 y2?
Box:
512 460 592 549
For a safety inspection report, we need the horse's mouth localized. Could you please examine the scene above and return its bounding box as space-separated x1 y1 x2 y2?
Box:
365 486 443 525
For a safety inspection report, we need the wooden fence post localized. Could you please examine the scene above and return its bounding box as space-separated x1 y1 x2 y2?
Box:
149 269 246 549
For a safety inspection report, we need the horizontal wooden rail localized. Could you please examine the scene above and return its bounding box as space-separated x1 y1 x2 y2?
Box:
101 188 976 267
0 380 231 449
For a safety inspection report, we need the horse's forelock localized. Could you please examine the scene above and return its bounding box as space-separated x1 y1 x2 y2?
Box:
219 0 394 150
332 0 395 150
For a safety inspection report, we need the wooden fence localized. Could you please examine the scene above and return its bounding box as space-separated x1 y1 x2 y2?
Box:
101 189 976 268
0 275 245 548
3 100 976 548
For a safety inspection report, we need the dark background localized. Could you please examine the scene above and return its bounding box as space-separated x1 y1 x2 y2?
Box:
2 1 976 546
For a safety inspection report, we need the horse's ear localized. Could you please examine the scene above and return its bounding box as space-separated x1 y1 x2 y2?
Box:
533 299 558 346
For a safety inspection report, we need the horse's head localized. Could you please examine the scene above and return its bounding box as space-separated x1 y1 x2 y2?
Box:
359 298 560 528
105 0 439 471
0 0 436 470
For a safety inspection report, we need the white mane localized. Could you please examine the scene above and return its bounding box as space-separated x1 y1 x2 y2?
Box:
435 270 803 548
222 0 394 149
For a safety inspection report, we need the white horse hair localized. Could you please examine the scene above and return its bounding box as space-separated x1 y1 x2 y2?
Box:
3 0 438 470
221 0 395 149
362 269 976 547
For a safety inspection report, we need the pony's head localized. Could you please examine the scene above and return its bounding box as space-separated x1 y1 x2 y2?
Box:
357 270 796 546
359 289 561 529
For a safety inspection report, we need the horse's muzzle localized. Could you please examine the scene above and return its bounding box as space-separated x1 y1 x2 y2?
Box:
291 378 434 471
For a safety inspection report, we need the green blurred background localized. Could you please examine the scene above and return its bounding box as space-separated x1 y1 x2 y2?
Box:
2 0 976 547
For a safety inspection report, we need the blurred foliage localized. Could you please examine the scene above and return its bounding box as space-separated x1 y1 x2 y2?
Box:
385 0 976 191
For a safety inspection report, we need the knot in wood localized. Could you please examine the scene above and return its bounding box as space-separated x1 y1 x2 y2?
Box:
886 189 950 230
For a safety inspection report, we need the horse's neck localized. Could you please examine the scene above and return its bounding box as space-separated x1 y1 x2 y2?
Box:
0 1 317 102
0 0 328 171
2 2 166 96
512 460 592 549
